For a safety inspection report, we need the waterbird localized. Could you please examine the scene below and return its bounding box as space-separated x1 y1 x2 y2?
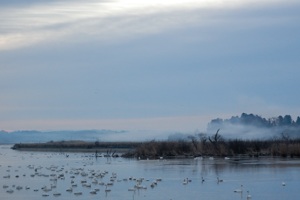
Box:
282 182 286 186
234 185 243 193
194 156 203 160
90 190 97 194
105 184 112 192
6 189 14 193
16 186 23 190
53 193 61 196
183 178 188 185
247 191 252 199
150 182 156 188
217 177 223 183
74 192 82 196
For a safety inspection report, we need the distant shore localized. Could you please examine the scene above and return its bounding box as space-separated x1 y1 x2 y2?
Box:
12 141 140 156
11 136 300 159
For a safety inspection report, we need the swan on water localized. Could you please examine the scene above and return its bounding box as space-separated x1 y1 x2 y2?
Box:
234 185 243 193
217 177 223 183
247 191 252 199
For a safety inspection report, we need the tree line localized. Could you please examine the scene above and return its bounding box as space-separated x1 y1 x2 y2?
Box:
209 113 300 128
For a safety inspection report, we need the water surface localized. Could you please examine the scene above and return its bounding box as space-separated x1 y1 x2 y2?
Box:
1 145 299 200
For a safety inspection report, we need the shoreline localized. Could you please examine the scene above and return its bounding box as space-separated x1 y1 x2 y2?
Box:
11 138 300 159
11 141 138 156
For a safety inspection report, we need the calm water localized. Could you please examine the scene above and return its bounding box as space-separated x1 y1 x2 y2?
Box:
0 145 299 200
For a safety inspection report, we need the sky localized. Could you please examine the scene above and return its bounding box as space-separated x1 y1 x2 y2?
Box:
1 0 300 135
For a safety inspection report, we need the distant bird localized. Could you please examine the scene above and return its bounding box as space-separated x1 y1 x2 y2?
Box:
194 156 203 160
201 177 205 183
217 177 223 183
74 192 82 196
234 185 243 193
183 179 188 185
6 189 14 193
90 190 97 194
53 193 61 197
247 191 252 199
105 185 111 192
282 182 286 186
183 178 191 185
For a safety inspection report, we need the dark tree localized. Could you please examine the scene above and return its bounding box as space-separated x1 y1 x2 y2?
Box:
296 116 300 126
282 115 292 126
277 115 284 126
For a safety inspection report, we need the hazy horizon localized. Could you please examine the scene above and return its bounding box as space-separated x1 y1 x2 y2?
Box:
1 0 300 135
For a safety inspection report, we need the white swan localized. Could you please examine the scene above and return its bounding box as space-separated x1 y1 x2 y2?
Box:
234 185 243 193
247 191 252 199
183 178 188 185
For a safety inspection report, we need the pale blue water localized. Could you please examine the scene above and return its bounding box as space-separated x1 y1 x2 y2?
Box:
0 145 299 200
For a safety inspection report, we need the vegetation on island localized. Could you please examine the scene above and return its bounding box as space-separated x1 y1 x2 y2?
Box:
12 140 141 155
12 131 300 159
210 113 300 127
208 113 300 136
123 130 300 159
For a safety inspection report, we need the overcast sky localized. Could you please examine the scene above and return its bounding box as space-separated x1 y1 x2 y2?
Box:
1 0 300 133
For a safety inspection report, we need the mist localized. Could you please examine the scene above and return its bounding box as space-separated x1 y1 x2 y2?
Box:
0 129 176 144
207 124 291 140
206 113 300 140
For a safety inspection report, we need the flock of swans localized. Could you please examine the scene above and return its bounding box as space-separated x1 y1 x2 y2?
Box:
1 160 164 199
0 150 291 200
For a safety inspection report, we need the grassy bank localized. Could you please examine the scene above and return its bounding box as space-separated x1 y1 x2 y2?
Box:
12 135 300 159
122 139 300 159
123 130 300 159
12 140 141 154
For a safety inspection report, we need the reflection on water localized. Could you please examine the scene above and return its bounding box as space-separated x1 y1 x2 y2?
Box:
1 145 300 200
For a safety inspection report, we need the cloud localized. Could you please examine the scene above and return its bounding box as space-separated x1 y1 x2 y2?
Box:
1 0 291 51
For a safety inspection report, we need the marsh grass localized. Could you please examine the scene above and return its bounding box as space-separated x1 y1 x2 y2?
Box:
124 137 300 159
12 137 300 159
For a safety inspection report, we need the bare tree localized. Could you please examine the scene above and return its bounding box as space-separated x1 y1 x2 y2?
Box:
209 129 223 153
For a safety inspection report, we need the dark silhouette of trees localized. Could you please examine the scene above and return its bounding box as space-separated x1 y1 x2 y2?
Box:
209 113 300 129
296 117 300 126
283 115 292 126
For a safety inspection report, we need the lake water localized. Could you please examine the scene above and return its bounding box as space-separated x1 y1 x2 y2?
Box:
0 145 299 200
